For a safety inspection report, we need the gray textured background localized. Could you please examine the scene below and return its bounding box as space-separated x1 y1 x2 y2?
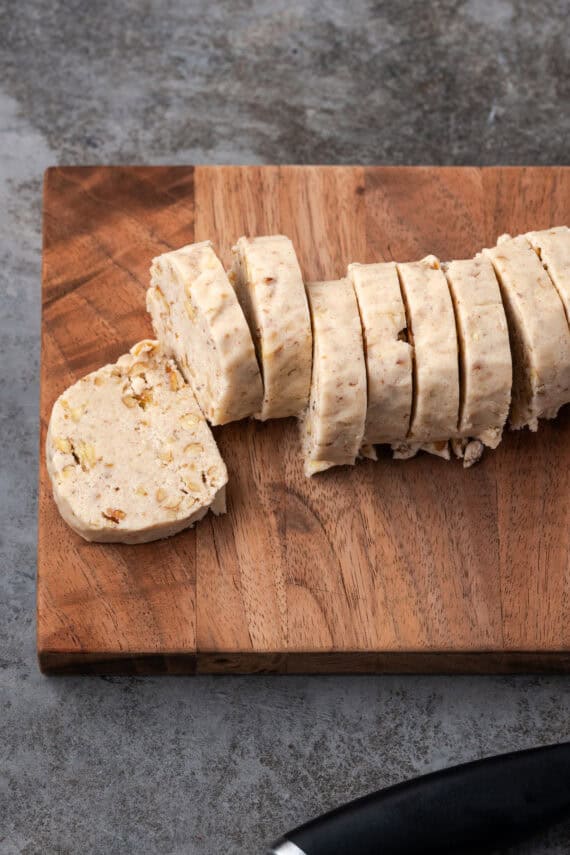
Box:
1 1 569 853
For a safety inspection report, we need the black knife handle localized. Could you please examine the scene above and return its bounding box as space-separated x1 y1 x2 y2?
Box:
269 742 570 855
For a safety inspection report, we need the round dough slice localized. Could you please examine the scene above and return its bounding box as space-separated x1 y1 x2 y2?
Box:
348 262 412 449
46 340 228 544
301 279 367 477
230 235 312 420
394 255 460 458
147 240 263 425
484 234 570 430
444 254 512 452
525 226 570 324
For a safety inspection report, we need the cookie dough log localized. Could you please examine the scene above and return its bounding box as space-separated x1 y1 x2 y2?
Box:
393 255 460 460
525 226 570 324
484 234 570 430
147 240 263 425
230 235 312 420
444 254 512 466
348 262 413 458
46 340 228 544
300 279 367 477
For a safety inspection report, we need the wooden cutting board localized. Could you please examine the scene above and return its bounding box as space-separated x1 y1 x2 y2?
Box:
38 165 570 675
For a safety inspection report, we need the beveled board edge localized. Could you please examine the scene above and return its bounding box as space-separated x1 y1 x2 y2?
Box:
39 650 570 676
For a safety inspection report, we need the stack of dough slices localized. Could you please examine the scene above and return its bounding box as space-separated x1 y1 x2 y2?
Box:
47 226 570 544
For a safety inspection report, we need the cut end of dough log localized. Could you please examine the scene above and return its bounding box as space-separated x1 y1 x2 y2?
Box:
46 340 228 544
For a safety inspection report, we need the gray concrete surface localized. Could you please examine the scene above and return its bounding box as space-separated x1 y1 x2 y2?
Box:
1 1 569 852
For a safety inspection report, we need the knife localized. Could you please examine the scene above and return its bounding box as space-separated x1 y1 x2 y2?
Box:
268 742 570 854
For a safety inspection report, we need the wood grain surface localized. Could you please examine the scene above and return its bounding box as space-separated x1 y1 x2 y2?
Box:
38 166 570 674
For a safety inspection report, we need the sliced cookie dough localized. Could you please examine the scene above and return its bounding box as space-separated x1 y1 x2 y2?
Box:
444 254 512 463
230 235 312 420
484 234 570 430
525 226 570 324
147 240 263 425
301 279 367 476
348 262 412 453
46 340 228 544
394 255 460 459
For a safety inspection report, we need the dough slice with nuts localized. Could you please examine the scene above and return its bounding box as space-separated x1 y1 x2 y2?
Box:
348 262 412 451
394 255 460 459
444 254 512 462
46 340 228 544
230 235 312 420
525 226 570 324
301 279 367 476
147 240 263 425
484 234 570 430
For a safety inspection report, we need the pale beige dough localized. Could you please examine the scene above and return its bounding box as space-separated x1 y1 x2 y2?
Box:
301 279 367 476
147 240 263 425
394 255 460 458
46 340 227 544
348 262 413 450
444 254 512 451
230 235 312 420
525 226 570 324
484 234 570 430
450 437 485 468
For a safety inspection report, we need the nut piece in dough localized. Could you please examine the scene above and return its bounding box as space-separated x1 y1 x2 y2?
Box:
46 340 228 544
